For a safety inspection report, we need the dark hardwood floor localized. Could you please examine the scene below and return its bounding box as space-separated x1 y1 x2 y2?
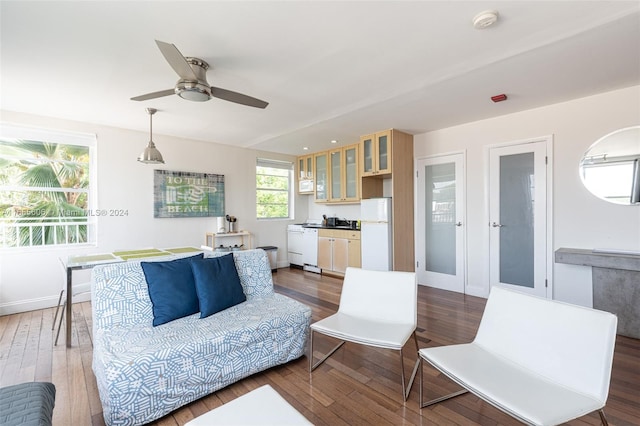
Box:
1 267 639 425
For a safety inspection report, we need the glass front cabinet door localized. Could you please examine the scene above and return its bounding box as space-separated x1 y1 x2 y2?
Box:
314 152 329 202
329 144 359 202
344 144 359 201
376 130 392 175
305 156 313 179
297 154 314 194
298 157 305 179
360 130 392 176
330 149 342 201
297 154 314 179
361 134 375 176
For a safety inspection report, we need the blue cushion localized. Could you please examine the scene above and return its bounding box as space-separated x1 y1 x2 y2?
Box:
190 254 246 318
141 254 204 326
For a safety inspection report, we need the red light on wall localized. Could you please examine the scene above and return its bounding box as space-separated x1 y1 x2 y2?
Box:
491 94 508 102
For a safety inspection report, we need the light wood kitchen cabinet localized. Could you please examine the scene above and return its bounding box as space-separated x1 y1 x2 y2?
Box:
347 238 361 268
329 143 360 203
296 154 314 194
298 154 314 180
314 151 329 202
318 229 361 275
360 129 415 272
360 130 392 177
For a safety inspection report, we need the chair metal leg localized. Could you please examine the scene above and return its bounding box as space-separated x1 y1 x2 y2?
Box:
598 409 609 426
54 301 66 346
400 331 421 401
419 355 468 408
51 290 65 331
309 329 346 372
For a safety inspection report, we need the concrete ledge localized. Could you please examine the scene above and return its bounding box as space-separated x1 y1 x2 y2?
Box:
555 247 640 339
555 248 640 272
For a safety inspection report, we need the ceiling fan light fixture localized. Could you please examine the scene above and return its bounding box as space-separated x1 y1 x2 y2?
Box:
138 108 165 164
176 81 211 102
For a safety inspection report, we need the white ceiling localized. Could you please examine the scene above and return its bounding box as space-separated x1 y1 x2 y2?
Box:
1 1 639 156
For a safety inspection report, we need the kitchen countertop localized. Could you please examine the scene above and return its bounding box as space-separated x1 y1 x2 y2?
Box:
302 224 360 231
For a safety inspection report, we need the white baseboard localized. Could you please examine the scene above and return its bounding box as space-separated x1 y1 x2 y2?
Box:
0 289 92 316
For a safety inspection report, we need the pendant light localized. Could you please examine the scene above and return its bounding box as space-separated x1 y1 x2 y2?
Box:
137 107 165 164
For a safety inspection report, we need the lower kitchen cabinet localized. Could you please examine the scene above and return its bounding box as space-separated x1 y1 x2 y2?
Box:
318 229 361 275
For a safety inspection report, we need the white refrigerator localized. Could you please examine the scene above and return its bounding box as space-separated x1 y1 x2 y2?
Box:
360 197 392 271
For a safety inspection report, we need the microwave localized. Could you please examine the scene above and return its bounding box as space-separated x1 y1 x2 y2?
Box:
299 179 314 193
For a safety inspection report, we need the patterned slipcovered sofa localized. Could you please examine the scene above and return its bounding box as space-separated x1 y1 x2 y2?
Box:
91 249 311 426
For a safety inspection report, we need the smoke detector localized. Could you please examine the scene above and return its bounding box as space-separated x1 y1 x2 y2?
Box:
473 10 499 29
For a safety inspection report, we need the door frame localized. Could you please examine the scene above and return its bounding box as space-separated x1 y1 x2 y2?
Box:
414 150 467 292
484 136 554 298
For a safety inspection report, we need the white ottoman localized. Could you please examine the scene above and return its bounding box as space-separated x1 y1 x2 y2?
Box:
185 385 313 425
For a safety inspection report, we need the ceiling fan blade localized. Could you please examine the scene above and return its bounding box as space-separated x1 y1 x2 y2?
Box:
130 89 175 101
210 87 269 109
155 40 198 81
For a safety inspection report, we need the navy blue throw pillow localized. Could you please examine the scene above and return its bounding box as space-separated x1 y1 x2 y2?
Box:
190 254 246 318
141 253 204 326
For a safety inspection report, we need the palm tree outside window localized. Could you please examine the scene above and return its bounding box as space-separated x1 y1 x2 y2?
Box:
256 158 293 219
0 124 96 248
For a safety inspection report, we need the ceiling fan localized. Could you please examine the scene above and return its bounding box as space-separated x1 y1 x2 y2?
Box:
131 40 268 109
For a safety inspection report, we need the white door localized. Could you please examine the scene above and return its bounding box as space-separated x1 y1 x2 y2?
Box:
489 140 548 298
416 154 465 293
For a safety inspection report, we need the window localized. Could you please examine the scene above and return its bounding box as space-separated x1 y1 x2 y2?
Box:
0 124 96 248
256 158 293 219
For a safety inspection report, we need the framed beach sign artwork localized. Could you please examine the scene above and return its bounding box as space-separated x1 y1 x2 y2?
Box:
154 170 225 218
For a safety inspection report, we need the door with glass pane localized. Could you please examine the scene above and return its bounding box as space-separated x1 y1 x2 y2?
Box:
416 154 465 293
489 141 548 298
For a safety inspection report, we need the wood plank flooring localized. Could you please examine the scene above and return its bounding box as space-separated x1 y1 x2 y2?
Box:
1 268 639 425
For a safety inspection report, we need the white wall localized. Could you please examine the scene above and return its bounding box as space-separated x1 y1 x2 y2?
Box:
414 85 640 306
0 110 307 314
306 202 361 222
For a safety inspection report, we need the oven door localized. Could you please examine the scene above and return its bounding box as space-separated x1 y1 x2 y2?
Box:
287 226 305 266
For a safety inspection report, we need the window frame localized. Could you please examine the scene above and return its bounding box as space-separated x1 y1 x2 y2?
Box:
256 158 293 220
0 123 97 250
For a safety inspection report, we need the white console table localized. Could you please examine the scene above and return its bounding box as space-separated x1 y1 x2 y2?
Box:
555 247 640 339
204 231 252 249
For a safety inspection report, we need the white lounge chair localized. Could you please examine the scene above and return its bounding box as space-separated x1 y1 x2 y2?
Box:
419 285 618 426
309 267 419 401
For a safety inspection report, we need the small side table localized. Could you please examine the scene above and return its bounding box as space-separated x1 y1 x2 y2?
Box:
204 231 252 249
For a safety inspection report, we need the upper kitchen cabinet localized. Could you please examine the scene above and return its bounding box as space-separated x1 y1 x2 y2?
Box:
297 154 314 194
360 130 392 177
314 151 329 203
329 143 360 203
360 129 413 200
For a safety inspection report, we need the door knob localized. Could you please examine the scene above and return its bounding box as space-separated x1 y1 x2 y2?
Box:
491 222 504 227
455 222 463 227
